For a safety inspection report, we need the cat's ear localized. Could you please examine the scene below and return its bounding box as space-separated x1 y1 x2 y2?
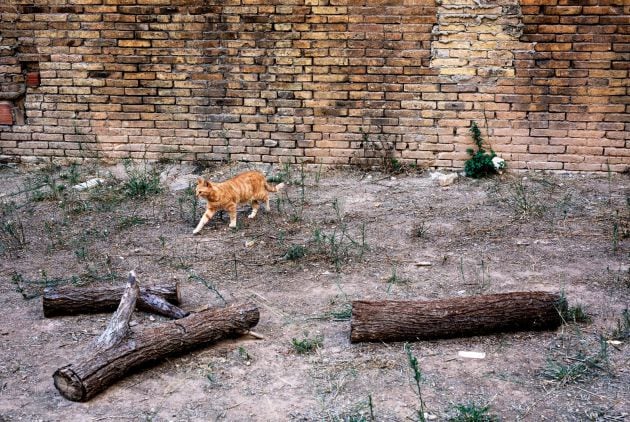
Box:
197 177 209 187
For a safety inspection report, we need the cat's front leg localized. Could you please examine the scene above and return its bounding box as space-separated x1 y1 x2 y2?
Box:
193 209 215 234
227 205 238 228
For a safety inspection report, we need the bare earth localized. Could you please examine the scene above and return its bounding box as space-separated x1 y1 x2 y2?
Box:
0 161 628 421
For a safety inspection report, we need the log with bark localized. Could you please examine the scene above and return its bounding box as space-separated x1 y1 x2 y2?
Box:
53 273 260 401
350 291 565 343
43 281 189 319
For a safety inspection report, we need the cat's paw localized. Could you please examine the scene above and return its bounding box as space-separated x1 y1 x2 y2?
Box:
192 229 200 235
248 213 256 219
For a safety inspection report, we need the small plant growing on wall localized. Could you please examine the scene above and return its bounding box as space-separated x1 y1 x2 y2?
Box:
464 122 505 178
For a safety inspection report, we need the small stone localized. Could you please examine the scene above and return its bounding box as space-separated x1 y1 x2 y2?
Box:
439 173 458 187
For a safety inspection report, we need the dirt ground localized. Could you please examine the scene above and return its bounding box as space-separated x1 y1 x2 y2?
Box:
0 160 628 422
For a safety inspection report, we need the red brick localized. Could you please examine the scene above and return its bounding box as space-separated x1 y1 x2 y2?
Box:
0 0 624 172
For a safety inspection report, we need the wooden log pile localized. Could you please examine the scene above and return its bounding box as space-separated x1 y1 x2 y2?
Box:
48 272 259 402
47 270 566 402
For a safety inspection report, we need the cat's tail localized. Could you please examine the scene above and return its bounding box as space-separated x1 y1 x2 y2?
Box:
265 182 285 192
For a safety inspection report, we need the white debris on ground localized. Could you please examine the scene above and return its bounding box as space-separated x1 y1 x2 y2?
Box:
159 164 199 191
72 178 104 191
430 170 459 187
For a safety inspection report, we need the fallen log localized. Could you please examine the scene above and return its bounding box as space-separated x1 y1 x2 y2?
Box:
350 291 565 343
43 281 189 319
53 273 260 402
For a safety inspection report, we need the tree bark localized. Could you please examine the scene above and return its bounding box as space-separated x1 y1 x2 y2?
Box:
43 282 188 319
350 291 565 343
53 302 260 401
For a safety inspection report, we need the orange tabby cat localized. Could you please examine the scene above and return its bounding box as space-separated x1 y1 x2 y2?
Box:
193 170 284 234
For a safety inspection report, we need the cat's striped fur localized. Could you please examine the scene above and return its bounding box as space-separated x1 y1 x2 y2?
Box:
193 171 284 234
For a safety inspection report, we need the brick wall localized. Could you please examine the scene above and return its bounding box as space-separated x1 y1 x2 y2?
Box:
0 0 628 171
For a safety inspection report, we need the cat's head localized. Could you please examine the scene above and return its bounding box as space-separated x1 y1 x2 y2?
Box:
195 178 215 200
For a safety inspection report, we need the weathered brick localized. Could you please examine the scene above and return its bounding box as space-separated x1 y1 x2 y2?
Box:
0 0 625 172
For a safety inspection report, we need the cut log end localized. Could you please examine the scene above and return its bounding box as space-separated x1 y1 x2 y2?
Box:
53 367 85 402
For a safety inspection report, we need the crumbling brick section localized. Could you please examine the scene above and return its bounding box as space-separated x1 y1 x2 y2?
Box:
0 0 628 171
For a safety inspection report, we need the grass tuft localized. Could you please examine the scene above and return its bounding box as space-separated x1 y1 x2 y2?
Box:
291 333 323 354
448 402 499 422
122 160 161 198
284 244 307 261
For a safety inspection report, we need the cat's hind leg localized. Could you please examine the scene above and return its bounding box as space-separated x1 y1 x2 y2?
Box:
193 209 215 234
264 193 271 212
248 201 260 219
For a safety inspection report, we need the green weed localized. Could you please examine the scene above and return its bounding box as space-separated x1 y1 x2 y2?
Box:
205 363 216 383
542 337 609 385
275 165 307 222
27 164 67 202
448 402 499 422
359 127 405 174
238 346 251 363
11 271 83 300
329 304 352 321
122 160 161 199
314 162 324 185
87 183 126 212
565 304 592 324
556 292 591 324
59 162 81 186
268 162 293 184
284 244 307 261
506 178 544 218
44 219 66 251
405 343 427 422
188 270 227 305
74 246 88 262
413 221 430 239
310 200 368 272
387 266 407 285
610 308 630 340
292 333 323 354
0 202 26 252
178 181 199 224
464 122 502 179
